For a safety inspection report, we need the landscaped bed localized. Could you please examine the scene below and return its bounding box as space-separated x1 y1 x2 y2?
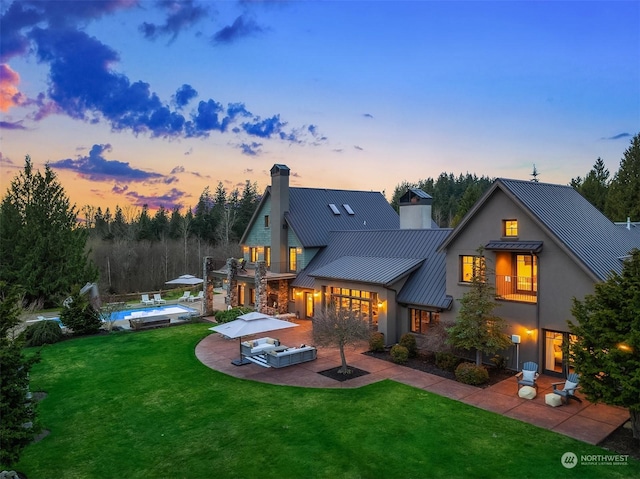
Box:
12 324 639 478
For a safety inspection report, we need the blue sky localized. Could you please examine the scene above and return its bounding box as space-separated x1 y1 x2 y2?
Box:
1 0 638 212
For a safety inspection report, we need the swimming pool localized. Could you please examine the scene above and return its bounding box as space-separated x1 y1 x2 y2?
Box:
33 304 198 325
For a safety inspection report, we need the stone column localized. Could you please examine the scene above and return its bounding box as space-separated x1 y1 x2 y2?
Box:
225 258 238 308
254 261 267 313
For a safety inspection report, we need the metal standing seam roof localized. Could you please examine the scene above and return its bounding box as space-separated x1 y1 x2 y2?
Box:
284 188 400 247
308 256 425 285
498 179 640 280
294 228 453 309
485 240 544 253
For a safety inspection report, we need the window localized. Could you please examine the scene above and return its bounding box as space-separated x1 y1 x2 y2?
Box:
328 287 374 326
289 247 297 272
250 247 258 262
460 255 485 282
503 220 518 237
264 246 271 267
516 254 537 292
410 309 440 334
250 288 256 305
329 204 341 215
264 215 270 228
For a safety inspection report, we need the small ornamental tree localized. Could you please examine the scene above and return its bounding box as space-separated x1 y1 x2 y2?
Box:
569 248 640 440
447 247 512 366
59 287 102 336
312 305 371 375
0 282 40 467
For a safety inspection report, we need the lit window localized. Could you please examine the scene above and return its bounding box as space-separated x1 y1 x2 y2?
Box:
504 220 518 237
265 246 271 267
460 255 485 283
289 247 297 272
250 247 258 262
410 309 440 334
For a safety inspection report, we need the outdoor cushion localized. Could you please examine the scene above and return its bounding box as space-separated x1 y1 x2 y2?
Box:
564 380 578 393
522 370 536 382
518 386 536 399
545 393 563 407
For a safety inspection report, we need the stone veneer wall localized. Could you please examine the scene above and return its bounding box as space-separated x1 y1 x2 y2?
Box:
255 261 268 312
225 258 239 307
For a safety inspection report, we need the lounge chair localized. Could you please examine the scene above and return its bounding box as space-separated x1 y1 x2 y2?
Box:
141 294 154 305
187 291 204 302
178 291 191 302
552 373 582 404
515 361 539 392
153 293 166 304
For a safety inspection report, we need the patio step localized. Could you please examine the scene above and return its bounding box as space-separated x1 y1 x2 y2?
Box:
246 354 271 368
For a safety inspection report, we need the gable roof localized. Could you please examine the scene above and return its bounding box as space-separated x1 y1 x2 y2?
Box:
439 178 640 281
295 228 453 309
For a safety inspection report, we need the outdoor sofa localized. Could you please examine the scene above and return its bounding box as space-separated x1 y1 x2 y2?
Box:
265 345 317 368
241 337 280 356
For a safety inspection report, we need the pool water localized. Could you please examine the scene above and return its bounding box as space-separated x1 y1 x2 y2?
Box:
42 304 198 324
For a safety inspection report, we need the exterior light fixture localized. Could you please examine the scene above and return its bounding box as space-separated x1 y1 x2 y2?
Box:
296 247 302 254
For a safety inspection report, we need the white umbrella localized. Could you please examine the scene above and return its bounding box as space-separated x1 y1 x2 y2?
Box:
209 312 299 365
165 274 204 285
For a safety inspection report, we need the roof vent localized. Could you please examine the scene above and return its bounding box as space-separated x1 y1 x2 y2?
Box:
329 204 341 215
343 204 355 215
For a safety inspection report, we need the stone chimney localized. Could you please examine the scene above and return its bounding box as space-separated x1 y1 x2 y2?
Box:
270 164 290 273
399 189 433 229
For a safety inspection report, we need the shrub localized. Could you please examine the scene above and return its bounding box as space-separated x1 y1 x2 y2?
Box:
435 351 461 371
22 320 63 347
490 354 509 370
214 306 254 324
399 333 418 358
59 290 101 336
369 331 385 352
455 362 489 385
390 344 409 364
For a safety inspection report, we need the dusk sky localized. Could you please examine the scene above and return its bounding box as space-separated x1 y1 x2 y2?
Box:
1 0 638 213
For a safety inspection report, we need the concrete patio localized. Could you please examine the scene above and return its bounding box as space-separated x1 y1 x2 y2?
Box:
195 318 630 446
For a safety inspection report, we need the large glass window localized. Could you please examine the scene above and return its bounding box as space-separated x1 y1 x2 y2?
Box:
328 287 375 327
410 309 440 334
460 255 485 283
516 254 537 292
503 219 518 237
264 246 271 267
250 247 258 262
289 247 297 272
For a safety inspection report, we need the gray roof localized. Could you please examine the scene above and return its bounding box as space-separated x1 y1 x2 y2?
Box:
295 228 453 309
485 240 543 253
440 178 640 281
285 188 400 247
309 256 425 285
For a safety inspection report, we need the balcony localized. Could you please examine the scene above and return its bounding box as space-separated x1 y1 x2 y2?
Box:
495 275 537 303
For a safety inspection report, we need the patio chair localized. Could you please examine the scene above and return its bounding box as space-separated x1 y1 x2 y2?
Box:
187 291 204 302
515 361 539 392
552 373 582 404
178 292 191 302
141 294 154 306
153 293 166 304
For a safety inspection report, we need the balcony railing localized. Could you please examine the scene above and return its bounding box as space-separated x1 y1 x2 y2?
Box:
495 275 537 303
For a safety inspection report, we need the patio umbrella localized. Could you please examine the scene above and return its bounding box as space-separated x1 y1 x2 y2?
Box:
165 274 204 285
209 312 299 365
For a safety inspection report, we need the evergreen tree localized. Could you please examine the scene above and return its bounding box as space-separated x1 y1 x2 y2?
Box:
0 157 97 308
112 205 128 239
152 206 169 240
569 249 640 439
447 247 512 365
167 206 184 240
571 158 609 213
135 205 154 241
606 133 640 221
233 180 259 240
0 282 40 467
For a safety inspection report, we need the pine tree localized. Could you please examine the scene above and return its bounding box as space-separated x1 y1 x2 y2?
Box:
0 156 97 308
447 247 512 365
606 133 640 221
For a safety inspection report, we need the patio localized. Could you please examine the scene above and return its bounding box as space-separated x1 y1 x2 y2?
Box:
196 318 630 446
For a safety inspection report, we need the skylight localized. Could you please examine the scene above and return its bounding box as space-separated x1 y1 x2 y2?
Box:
343 204 355 215
329 204 341 215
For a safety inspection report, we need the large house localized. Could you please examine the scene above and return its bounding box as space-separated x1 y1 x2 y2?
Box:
206 165 639 376
438 179 640 376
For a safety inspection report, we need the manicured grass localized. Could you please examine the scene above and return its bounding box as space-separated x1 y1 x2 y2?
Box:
13 324 640 479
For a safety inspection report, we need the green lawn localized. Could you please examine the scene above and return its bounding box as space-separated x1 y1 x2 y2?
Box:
12 324 640 479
